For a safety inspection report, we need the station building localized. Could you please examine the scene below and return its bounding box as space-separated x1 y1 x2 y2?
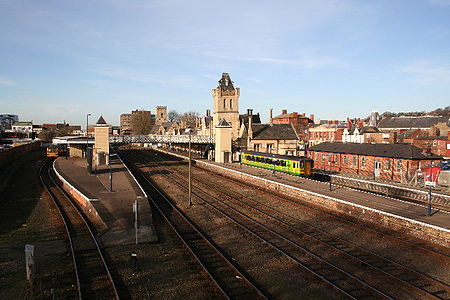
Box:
308 142 442 182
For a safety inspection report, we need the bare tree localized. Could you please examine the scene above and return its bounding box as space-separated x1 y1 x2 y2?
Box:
131 111 152 135
38 130 56 142
180 111 200 128
168 110 180 122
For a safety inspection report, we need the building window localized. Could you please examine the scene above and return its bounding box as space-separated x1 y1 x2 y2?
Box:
267 144 273 153
315 153 319 161
334 154 339 164
321 154 325 163
230 99 233 109
223 99 227 108
254 144 260 152
385 159 391 170
343 155 348 165
397 160 402 172
361 157 366 168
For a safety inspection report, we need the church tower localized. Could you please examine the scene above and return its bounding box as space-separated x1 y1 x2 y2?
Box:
212 73 240 140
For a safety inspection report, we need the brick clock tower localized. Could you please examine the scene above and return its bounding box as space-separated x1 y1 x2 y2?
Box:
212 73 240 140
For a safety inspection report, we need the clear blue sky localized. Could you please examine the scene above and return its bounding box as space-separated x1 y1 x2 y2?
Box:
1 0 450 127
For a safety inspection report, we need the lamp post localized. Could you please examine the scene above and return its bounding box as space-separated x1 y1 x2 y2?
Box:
185 128 193 206
109 162 113 192
86 113 91 157
134 196 142 245
328 159 332 191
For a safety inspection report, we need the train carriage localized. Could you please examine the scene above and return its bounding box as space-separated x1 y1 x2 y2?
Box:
46 145 65 158
241 151 313 177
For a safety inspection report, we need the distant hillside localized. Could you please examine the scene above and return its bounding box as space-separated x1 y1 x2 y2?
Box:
381 106 450 118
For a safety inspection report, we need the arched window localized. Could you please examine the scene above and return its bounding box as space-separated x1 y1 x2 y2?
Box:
223 99 226 108
230 99 233 108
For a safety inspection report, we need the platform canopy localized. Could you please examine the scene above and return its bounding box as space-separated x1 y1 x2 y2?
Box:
52 136 94 145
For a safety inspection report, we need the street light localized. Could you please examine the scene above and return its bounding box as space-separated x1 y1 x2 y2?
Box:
185 127 193 206
86 113 91 158
328 158 332 192
134 196 142 245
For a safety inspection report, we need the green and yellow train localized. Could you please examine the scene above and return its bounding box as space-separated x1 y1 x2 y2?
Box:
241 151 314 177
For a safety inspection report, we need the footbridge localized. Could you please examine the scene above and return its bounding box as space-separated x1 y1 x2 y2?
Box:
110 134 215 144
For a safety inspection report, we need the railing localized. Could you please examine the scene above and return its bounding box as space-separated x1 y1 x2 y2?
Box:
110 134 215 144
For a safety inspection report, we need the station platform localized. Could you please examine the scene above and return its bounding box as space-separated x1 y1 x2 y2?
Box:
54 155 156 246
160 148 450 232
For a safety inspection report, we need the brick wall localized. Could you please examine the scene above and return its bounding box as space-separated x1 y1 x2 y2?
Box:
53 162 108 232
309 150 439 182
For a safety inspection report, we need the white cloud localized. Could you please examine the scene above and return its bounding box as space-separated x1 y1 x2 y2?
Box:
0 77 14 86
94 69 199 88
202 51 339 69
398 60 450 85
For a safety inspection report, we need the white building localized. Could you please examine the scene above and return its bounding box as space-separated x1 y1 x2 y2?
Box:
12 121 33 135
343 126 380 144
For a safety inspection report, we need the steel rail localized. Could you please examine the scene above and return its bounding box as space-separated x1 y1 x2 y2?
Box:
145 149 450 299
152 149 450 297
157 148 450 259
118 150 268 300
38 159 82 300
127 149 390 299
45 159 120 300
179 165 450 299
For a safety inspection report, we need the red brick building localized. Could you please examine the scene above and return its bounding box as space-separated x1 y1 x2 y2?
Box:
271 109 314 127
308 123 346 146
271 109 314 142
308 142 442 182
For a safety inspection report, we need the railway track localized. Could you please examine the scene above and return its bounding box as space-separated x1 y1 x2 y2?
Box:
39 159 120 300
159 148 450 257
117 150 268 300
129 148 450 299
123 149 387 299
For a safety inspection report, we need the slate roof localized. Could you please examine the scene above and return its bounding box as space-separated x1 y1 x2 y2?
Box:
378 116 450 129
243 151 308 161
360 126 379 134
218 73 235 91
217 119 231 127
161 122 173 130
149 125 162 134
96 116 107 125
252 124 298 140
239 113 261 125
308 142 442 160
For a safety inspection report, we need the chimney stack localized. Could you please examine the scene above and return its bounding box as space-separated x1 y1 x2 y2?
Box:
309 114 315 122
206 109 211 117
358 119 364 129
247 109 253 116
269 108 273 124
347 117 352 130
282 109 288 115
